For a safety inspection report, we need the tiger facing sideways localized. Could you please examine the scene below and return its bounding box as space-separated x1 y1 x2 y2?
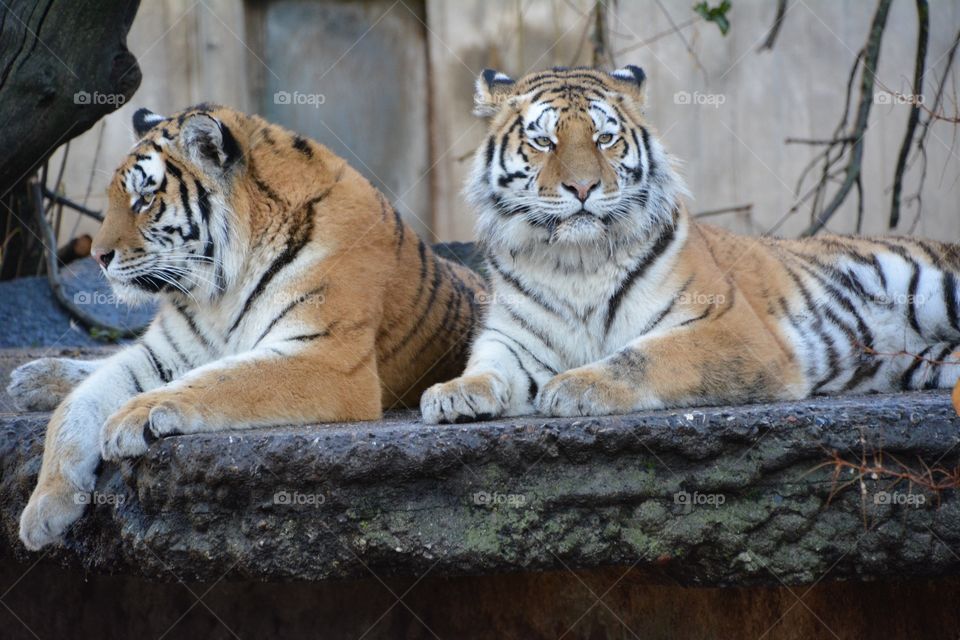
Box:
420 65 960 424
10 104 485 549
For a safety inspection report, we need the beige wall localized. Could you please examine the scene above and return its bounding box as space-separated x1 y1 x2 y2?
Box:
53 0 960 247
428 0 960 241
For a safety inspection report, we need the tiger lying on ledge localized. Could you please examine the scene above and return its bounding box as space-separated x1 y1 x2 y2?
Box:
9 104 485 550
421 65 960 423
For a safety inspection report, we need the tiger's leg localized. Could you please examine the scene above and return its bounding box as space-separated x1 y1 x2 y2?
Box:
7 357 103 411
536 321 800 417
19 320 194 549
420 330 554 423
100 326 382 460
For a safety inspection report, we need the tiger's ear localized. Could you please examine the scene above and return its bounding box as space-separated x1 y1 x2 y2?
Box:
474 69 515 117
132 108 167 138
179 113 242 176
608 65 647 104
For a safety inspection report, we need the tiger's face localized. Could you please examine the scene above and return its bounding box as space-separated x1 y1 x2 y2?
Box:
93 104 244 305
468 66 682 250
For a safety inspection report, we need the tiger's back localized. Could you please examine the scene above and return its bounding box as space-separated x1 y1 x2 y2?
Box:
702 226 960 396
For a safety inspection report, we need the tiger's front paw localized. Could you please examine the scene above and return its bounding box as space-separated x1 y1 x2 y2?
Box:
19 476 88 550
420 373 511 424
535 366 634 417
7 358 91 411
101 392 198 461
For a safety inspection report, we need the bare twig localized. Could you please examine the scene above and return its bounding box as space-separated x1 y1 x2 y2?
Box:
758 0 788 52
889 0 929 229
785 136 857 146
614 17 698 57
694 203 753 218
653 0 706 76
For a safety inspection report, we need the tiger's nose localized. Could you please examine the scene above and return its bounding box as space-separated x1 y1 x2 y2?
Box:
93 249 115 268
561 179 599 203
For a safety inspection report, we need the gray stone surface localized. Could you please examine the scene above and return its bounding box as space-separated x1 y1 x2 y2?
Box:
0 258 153 348
2 385 959 587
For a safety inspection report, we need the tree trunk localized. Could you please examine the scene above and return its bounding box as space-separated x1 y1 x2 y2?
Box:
0 0 141 279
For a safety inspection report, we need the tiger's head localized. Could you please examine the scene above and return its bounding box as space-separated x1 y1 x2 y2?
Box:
93 104 247 305
467 66 685 251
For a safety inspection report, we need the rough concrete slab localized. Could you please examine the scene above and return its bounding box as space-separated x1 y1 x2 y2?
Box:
2 389 958 587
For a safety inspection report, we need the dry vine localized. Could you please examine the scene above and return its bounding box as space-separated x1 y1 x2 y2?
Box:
809 427 960 528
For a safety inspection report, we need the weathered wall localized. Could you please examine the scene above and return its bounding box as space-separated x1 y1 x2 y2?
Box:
49 1 960 246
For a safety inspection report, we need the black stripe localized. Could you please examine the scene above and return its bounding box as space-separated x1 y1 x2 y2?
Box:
641 299 675 335
285 331 329 342
487 327 558 375
486 337 538 402
254 284 327 347
944 272 960 335
488 255 569 321
502 304 560 357
227 208 316 335
382 253 444 361
907 262 922 334
159 315 191 369
125 366 144 394
292 135 313 157
792 257 875 349
925 345 956 390
639 126 657 179
781 264 840 392
141 343 171 383
678 307 711 327
173 301 214 352
604 220 677 335
900 345 935 390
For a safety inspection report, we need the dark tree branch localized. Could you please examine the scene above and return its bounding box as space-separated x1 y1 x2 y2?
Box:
0 0 140 279
802 0 893 237
889 0 929 229
0 0 141 194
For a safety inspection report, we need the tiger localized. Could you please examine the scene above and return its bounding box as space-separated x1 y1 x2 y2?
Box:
420 65 960 424
10 104 485 550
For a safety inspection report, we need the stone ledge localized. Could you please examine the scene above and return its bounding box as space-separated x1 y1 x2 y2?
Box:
2 390 959 587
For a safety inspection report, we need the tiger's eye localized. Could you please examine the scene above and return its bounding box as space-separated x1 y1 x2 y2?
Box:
597 133 614 145
533 136 553 149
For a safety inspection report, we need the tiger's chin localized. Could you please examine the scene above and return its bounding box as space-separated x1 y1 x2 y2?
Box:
547 212 607 245
107 280 164 307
